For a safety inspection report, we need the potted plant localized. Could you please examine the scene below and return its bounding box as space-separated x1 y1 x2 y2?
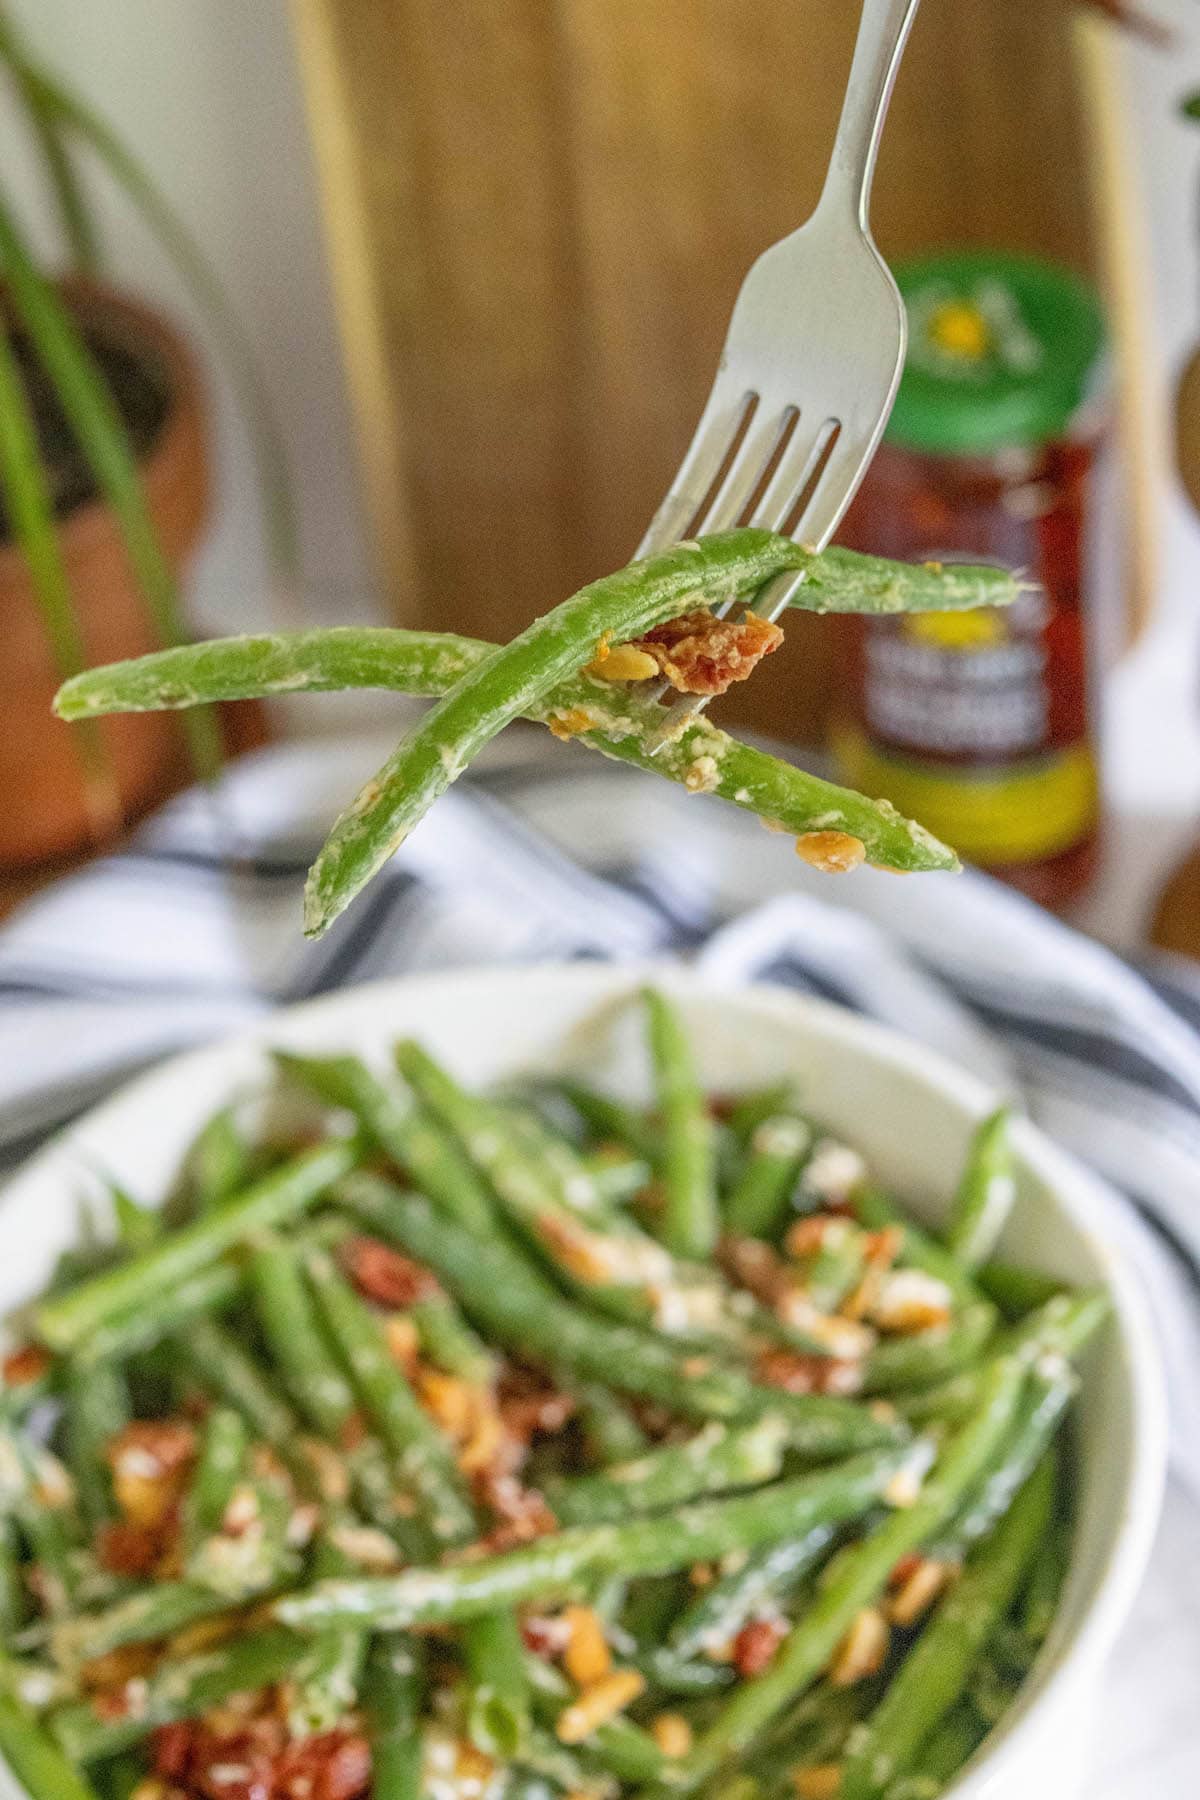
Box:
0 8 293 867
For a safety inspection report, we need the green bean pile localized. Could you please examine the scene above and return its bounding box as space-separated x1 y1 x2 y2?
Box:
0 991 1098 1800
52 530 1024 935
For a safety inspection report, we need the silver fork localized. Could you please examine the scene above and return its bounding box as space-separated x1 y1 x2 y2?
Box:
639 0 920 743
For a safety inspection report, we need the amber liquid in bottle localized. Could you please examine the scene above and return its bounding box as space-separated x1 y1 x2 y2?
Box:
836 437 1101 910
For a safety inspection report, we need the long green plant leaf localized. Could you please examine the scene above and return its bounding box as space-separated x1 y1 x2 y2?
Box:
0 317 117 833
0 192 221 777
18 92 99 273
0 11 298 594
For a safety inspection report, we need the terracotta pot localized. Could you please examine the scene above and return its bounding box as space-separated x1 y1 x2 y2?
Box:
0 280 210 869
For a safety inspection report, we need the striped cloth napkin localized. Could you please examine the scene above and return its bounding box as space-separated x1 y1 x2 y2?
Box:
1 723 1197 1494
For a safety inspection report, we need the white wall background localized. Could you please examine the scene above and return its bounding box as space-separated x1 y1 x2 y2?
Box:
1 0 1198 938
0 0 379 634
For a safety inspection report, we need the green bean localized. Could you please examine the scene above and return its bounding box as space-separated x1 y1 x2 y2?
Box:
304 1248 477 1547
944 1109 1016 1271
50 1576 268 1671
465 1608 530 1759
524 1653 666 1783
364 1633 426 1800
569 1383 650 1468
171 1318 300 1459
515 1724 615 1799
36 1139 360 1353
544 1417 791 1527
0 1429 80 1615
91 1750 148 1800
582 1150 655 1206
861 1303 997 1396
631 1645 735 1696
61 1360 128 1529
288 1613 367 1737
931 1366 1075 1559
1021 1510 1073 1646
274 1445 916 1631
302 531 818 934
0 1514 23 1635
72 1260 242 1367
839 1453 1056 1800
184 1104 253 1215
340 1178 901 1454
668 1524 838 1660
724 1114 812 1240
57 625 962 881
673 1357 1026 1785
642 990 718 1260
180 1406 248 1557
897 1287 1107 1426
410 1293 496 1387
975 1261 1065 1319
107 1185 160 1254
0 1683 105 1799
553 1082 662 1166
277 1050 498 1234
49 1628 309 1762
247 1238 359 1439
723 1084 797 1146
880 1704 985 1800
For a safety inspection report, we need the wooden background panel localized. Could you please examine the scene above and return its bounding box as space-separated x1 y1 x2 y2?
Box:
292 0 1097 739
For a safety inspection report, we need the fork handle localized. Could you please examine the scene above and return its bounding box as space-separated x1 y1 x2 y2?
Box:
817 0 921 229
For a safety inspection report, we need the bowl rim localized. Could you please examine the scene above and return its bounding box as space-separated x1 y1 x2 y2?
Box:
0 960 1167 1799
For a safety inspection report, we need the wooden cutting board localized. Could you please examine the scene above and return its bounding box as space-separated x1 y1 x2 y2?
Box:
290 0 1103 743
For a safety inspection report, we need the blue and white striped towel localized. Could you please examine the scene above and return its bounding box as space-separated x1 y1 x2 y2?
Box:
1 723 1197 1492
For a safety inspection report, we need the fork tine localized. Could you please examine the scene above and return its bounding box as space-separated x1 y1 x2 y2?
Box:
693 406 797 539
754 418 837 536
636 391 753 556
781 428 880 558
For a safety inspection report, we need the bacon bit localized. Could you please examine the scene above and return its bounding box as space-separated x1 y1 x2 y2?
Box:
498 1376 577 1443
869 1270 953 1335
795 831 866 874
556 1669 646 1744
754 1349 863 1397
651 1713 693 1758
633 608 784 695
152 1718 371 1800
888 1558 953 1627
341 1237 440 1308
792 1766 843 1800
2 1343 50 1388
92 1686 136 1723
689 1561 716 1588
96 1520 164 1580
106 1421 196 1532
547 707 600 741
829 1608 890 1687
584 643 660 683
721 1235 789 1306
562 1605 612 1687
733 1618 787 1678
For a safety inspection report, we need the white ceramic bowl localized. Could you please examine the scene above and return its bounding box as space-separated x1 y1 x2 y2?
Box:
0 965 1166 1800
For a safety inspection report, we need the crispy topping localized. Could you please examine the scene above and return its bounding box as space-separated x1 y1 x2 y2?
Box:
791 1766 843 1800
632 608 784 695
869 1270 954 1335
887 1557 953 1627
795 831 866 874
556 1669 646 1744
828 1607 890 1687
584 643 660 683
754 1349 863 1397
547 707 600 741
152 1717 371 1800
651 1713 693 1758
562 1605 613 1687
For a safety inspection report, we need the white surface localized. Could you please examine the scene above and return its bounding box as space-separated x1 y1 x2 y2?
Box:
0 965 1167 1800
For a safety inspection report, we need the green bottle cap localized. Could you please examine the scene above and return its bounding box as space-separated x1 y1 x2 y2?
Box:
885 251 1106 457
